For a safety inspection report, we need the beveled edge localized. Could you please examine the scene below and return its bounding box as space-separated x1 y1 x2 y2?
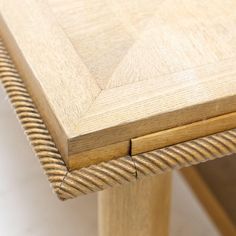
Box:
1 38 236 200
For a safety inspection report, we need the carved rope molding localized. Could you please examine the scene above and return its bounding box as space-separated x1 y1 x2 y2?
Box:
1 39 236 200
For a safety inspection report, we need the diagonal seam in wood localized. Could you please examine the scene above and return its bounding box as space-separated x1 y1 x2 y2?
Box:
1 38 236 200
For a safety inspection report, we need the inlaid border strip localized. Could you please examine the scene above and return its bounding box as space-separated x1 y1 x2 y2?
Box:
1 39 236 200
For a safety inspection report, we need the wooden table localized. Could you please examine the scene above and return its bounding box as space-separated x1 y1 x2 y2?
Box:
0 0 236 235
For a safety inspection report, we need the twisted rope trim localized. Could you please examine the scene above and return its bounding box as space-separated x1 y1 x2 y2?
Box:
1 39 236 200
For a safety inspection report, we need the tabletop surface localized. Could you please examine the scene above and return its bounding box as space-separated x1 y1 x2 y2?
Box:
1 0 236 169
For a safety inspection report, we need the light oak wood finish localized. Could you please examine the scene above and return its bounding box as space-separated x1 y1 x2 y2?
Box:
68 111 236 169
69 141 130 170
1 0 236 168
99 173 172 236
181 156 236 236
132 112 236 156
1 39 236 200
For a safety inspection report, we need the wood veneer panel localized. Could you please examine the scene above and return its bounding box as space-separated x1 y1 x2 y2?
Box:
2 35 236 201
1 0 236 168
0 0 100 163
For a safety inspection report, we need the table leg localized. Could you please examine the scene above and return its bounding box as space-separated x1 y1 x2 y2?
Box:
98 173 172 236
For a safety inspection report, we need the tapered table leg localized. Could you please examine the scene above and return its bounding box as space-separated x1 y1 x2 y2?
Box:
98 173 172 236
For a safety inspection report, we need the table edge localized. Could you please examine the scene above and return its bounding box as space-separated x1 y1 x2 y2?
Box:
1 39 236 200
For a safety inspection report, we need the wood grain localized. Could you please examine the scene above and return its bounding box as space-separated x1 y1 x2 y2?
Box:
98 173 172 236
48 0 236 89
74 58 236 156
48 0 164 89
1 0 236 168
68 141 130 170
0 0 100 162
2 36 236 201
181 157 236 236
132 112 236 155
70 112 236 169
